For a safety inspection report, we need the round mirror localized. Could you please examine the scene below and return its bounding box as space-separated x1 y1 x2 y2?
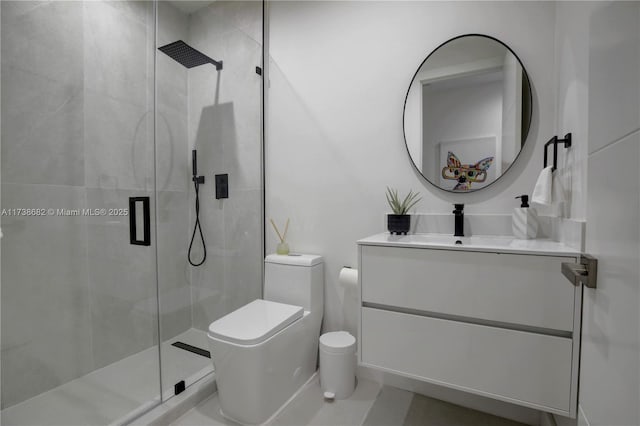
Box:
403 35 532 192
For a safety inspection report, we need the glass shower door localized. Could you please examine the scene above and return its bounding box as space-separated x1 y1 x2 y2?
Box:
1 1 161 424
155 0 264 400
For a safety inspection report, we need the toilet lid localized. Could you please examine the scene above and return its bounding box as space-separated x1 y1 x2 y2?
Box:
208 299 303 346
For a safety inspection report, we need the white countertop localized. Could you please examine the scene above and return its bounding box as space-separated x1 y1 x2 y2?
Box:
357 233 580 256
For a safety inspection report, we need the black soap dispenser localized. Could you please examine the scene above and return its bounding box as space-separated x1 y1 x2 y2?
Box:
512 195 539 239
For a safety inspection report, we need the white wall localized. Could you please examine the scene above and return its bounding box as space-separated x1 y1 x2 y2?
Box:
552 3 598 424
553 2 640 426
1 4 3 421
553 2 592 222
267 1 557 335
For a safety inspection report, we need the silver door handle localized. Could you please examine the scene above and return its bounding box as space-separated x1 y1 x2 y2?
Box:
562 254 597 288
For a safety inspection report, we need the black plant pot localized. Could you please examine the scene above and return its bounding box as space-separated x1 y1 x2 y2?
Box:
387 214 410 235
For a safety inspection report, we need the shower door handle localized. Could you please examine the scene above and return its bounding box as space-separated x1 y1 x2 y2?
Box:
129 196 151 246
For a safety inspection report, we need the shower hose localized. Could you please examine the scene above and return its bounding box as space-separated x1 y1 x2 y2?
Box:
188 179 206 266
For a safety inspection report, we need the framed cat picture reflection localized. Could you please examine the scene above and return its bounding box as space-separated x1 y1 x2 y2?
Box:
438 137 496 191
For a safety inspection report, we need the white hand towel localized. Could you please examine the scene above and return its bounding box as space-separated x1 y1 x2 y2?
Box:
551 171 568 216
532 166 553 206
551 171 567 205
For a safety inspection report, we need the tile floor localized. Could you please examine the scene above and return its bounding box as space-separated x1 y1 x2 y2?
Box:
2 329 212 426
363 386 527 426
172 376 527 426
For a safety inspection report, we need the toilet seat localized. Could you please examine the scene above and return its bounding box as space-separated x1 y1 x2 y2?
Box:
208 299 303 345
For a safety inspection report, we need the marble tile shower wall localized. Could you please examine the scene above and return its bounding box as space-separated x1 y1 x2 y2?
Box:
186 1 263 331
0 0 190 408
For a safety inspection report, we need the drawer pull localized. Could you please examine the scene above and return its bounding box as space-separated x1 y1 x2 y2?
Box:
562 254 597 288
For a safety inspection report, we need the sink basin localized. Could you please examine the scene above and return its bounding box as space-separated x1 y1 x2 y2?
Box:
357 232 579 256
390 233 514 247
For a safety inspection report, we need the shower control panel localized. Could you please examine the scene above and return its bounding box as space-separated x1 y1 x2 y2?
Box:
215 174 229 199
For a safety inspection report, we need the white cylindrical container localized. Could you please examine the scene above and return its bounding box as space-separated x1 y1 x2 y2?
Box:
319 331 356 399
338 267 358 289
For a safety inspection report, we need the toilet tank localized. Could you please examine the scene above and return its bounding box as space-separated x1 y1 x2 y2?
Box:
264 254 324 313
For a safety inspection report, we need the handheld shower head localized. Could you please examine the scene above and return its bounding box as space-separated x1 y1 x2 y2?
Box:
189 149 206 266
192 150 204 184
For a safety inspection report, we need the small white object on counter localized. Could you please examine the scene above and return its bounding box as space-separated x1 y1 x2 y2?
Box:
512 195 538 240
513 207 539 239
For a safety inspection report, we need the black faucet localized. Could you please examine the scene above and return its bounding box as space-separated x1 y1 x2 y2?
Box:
453 204 464 237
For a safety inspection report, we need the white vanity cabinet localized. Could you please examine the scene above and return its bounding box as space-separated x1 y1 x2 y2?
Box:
357 234 582 418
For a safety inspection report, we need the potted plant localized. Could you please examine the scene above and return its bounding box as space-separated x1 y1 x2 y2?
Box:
386 187 421 235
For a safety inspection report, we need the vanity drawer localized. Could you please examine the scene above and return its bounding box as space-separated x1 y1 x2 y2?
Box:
360 245 576 331
361 307 573 413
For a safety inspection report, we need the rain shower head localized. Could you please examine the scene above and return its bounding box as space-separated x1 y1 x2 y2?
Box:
158 40 222 70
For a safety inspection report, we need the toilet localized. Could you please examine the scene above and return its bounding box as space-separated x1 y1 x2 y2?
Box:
207 254 324 425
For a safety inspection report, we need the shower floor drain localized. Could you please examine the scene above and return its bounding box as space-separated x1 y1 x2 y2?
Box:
171 341 211 358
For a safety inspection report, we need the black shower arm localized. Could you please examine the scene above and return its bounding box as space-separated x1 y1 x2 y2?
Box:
186 52 222 70
211 59 223 70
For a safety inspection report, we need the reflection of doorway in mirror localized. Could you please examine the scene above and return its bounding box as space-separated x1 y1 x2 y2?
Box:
501 54 523 170
421 69 504 184
437 136 496 190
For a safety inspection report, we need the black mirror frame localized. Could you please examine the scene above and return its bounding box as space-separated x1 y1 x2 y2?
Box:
402 33 534 194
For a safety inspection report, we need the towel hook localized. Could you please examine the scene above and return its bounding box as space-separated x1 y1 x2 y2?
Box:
543 133 572 172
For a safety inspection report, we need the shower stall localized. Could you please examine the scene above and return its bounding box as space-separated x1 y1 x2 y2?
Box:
0 1 264 424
